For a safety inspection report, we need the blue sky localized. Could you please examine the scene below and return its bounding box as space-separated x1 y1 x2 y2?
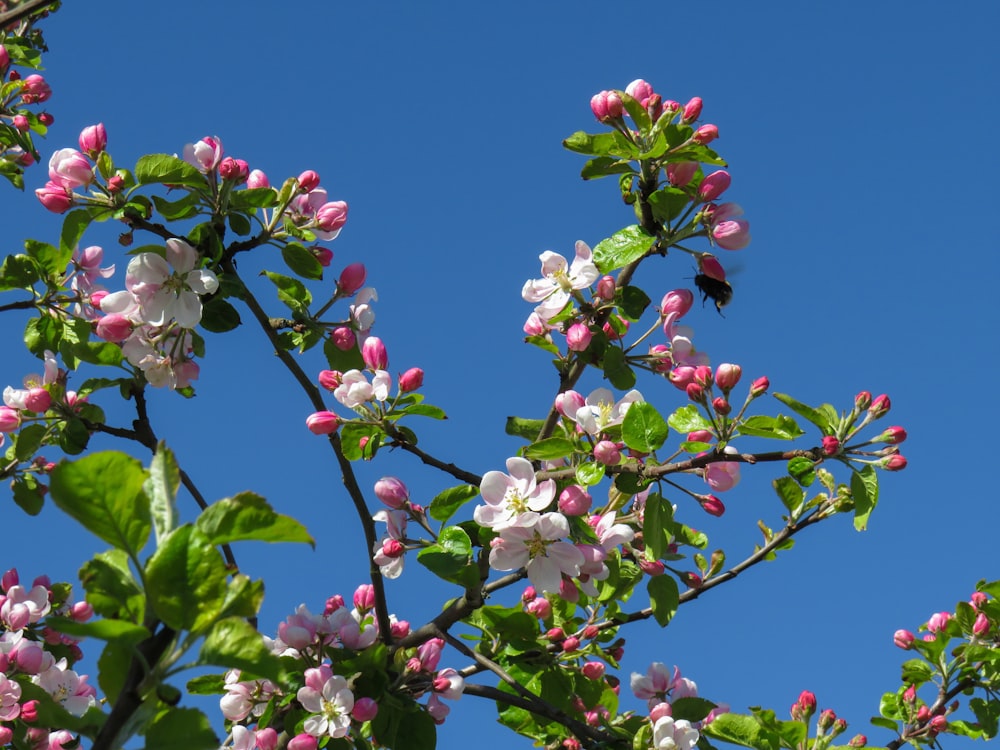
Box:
1 1 998 748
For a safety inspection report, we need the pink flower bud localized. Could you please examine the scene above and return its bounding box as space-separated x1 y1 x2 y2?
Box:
687 430 713 443
562 636 580 652
593 440 621 465
666 161 699 187
353 584 375 612
399 367 424 392
96 313 133 342
330 326 356 351
559 577 579 602
644 93 663 121
798 690 817 714
218 157 250 183
590 90 624 121
818 709 836 730
882 455 907 471
661 288 694 317
698 253 727 282
362 336 388 370
694 365 713 388
352 696 379 723
555 390 585 418
699 494 725 517
930 715 947 733
927 611 951 633
305 411 339 435
521 586 536 602
338 262 366 295
686 384 705 402
1 569 17 592
312 246 333 267
566 323 592 352
0 47 8 69
915 706 931 722
20 74 51 103
682 97 703 123
391 619 410 638
713 363 742 391
0 406 21 432
625 79 655 105
693 124 719 144
821 436 841 456
848 735 867 748
255 728 278 750
712 218 751 251
77 124 107 158
879 426 907 444
750 376 770 397
712 397 730 415
903 685 917 703
526 597 551 619
12 114 28 132
698 171 731 203
35 181 74 213
639 559 665 576
246 169 270 189
21 700 39 723
596 275 616 300
70 600 94 621
315 201 348 237
582 661 605 680
0 727 10 746
971 592 987 608
682 571 702 588
582 625 599 640
869 394 891 418
670 366 697 390
602 316 629 340
297 170 320 192
24 388 50 413
558 485 592 516
374 477 409 508
855 391 872 410
107 174 125 193
38 112 53 126
318 370 342 390
287 734 317 750
183 136 223 173
650 702 672 723
973 612 990 637
546 627 565 642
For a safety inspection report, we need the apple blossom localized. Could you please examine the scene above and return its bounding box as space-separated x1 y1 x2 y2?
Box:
349 287 377 331
625 79 655 105
313 200 348 241
693 124 719 144
374 477 409 508
590 90 623 121
399 367 424 392
351 697 378 722
33 659 96 716
653 715 700 750
124 239 219 328
183 136 223 173
77 124 107 159
666 162 699 187
661 289 694 317
488 512 585 593
704 448 741 492
565 322 592 351
0 406 21 432
682 96 703 123
20 74 51 104
246 169 270 188
361 336 387 370
305 411 339 435
474 456 556 529
333 369 391 408
35 181 73 213
521 240 601 321
572 387 644 435
698 171 731 202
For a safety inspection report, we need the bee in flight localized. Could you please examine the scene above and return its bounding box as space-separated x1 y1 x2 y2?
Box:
694 253 732 315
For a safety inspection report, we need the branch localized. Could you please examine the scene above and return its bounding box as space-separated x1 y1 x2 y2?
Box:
0 298 38 313
0 0 59 28
222 259 392 642
385 428 482 485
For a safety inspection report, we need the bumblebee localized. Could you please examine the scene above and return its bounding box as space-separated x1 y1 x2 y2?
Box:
694 273 732 315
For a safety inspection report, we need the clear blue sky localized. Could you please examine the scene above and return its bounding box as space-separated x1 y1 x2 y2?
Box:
1 1 998 748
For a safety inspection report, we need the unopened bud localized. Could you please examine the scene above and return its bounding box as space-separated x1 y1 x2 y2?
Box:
399 367 424 392
338 262 367 295
848 735 867 748
881 455 907 471
693 124 719 144
297 170 320 192
973 612 990 637
712 397 730 416
362 336 388 370
818 709 836 730
855 391 872 410
750 376 770 397
879 426 907 444
596 275 615 300
682 96 703 123
869 394 891 418
893 629 914 649
714 363 742 391
821 436 841 456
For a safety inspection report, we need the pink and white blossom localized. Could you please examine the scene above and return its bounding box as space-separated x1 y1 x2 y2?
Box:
474 457 556 530
652 715 700 750
572 387 644 436
521 241 601 321
125 239 219 328
182 136 223 173
489 512 585 593
296 666 354 739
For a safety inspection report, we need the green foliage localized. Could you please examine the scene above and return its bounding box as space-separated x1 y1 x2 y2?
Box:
622 401 669 453
428 484 479 523
416 525 477 587
592 225 654 274
195 491 314 546
647 573 679 626
135 154 207 188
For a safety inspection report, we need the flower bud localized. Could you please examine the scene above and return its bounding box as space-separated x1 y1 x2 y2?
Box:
0 727 10 746
669 366 697 390
903 685 916 703
869 394 891 418
338 262 367 295
648 344 672 373
318 370 342 391
305 411 339 435
20 700 39 722
558 485 592 516
24 388 50 413
698 170 731 202
699 494 725 517
1 569 17 592
352 696 379 723
855 391 872 410
20 74 51 103
661 288 694 317
590 90 624 121
566 322 592 352
218 157 249 183
0 406 21 432
750 376 770 398
362 336 388 370
35 181 73 214
562 636 580 652
555 390 585 418
973 612 990 637
96 313 133 343
712 219 751 250
698 253 727 282
821 436 841 456
0 47 8 69
818 709 836 730
929 716 947 733
374 477 409 509
602 316 628 340
687 430 713 443
666 161 699 187
594 440 621 465
255 729 278 750
311 246 333 267
330 326 356 351
693 124 719 144
848 735 867 748
526 597 551 619
107 175 125 193
625 79 654 104
287 734 317 750
682 96 703 123
881 455 907 471
639 559 665 576
399 367 424 392
682 571 702 588
12 114 28 131
971 591 988 608
546 627 565 642
582 661 605 680
712 397 730 415
798 690 817 716
879 426 907 444
927 611 951 633
915 706 931 722
596 275 615 300
714 363 742 391
246 169 270 189
297 170 320 192
893 629 914 648
353 584 375 612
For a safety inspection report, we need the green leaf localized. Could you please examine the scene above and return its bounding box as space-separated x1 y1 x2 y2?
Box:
524 436 575 460
900 658 933 684
772 476 804 514
339 423 382 461
24 238 71 281
870 717 900 732
648 186 692 224
643 493 674 561
151 192 201 221
737 414 804 440
323 335 364 372
703 713 780 750
416 526 476 586
186 674 226 696
851 464 879 531
199 296 241 333
98 640 130 703
970 697 1000 738
428 484 479 523
145 707 218 750
13 423 46 461
622 401 669 452
145 525 228 632
146 443 180 545
58 417 92 455
575 462 605 486
263 270 312 314
672 697 717 723
592 224 654 274
647 574 679 626
787 456 816 486
195 491 313 546
580 156 637 180
135 154 207 188
282 243 324 280
0 253 41 289
79 549 145 622
198 616 282 680
668 405 713 434
603 344 636 389
12 476 44 515
403 403 447 420
620 91 651 131
49 452 150 555
59 210 92 256
772 393 833 433
563 130 639 159
618 285 651 321
227 212 252 237
46 615 150 645
505 416 545 441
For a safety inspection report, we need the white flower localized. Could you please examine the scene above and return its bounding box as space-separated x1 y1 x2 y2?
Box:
521 240 600 320
488 512 585 593
652 716 700 750
126 239 218 328
573 387 644 435
474 457 556 530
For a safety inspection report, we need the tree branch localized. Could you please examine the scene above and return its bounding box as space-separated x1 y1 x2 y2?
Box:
0 0 59 28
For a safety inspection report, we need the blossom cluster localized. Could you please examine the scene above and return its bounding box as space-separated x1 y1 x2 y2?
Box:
0 569 98 749
0 31 56 185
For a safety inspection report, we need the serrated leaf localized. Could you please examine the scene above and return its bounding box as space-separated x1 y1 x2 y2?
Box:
135 154 206 188
592 225 654 274
772 476 804 514
403 403 447 420
46 615 150 645
195 491 313 546
702 713 779 750
198 617 282 680
737 414 804 440
281 243 324 280
622 401 668 453
643 493 673 561
603 344 636 389
668 405 713 434
647 574 679 626
787 456 816 486
49 452 150 555
772 393 833 433
619 284 651 321
672 697 717 723
575 462 605 486
79 549 145 622
524 436 575 461
145 707 218 750
146 443 180 545
563 130 639 158
428 484 479 523
851 464 879 531
59 210 92 255
199 296 241 332
145 525 228 632
416 526 476 587
262 270 312 314
580 156 637 180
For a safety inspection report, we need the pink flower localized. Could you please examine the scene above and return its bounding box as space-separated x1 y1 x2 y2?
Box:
475 457 556 530
566 322 592 352
78 124 107 158
631 662 672 703
338 263 367 295
314 201 348 241
373 477 409 509
296 668 354 739
247 169 270 189
488 512 585 593
521 241 601 321
558 485 592 516
661 289 694 317
35 181 73 214
0 674 21 721
698 171 731 202
33 659 96 716
333 369 391 409
0 406 21 433
362 336 388 370
704 450 741 492
433 667 465 700
20 74 51 104
693 124 719 144
305 411 339 435
399 367 424 392
124 239 219 328
182 136 223 173
712 217 751 251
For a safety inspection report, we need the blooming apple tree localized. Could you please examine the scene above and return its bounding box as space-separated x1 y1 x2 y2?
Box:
0 6 999 750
